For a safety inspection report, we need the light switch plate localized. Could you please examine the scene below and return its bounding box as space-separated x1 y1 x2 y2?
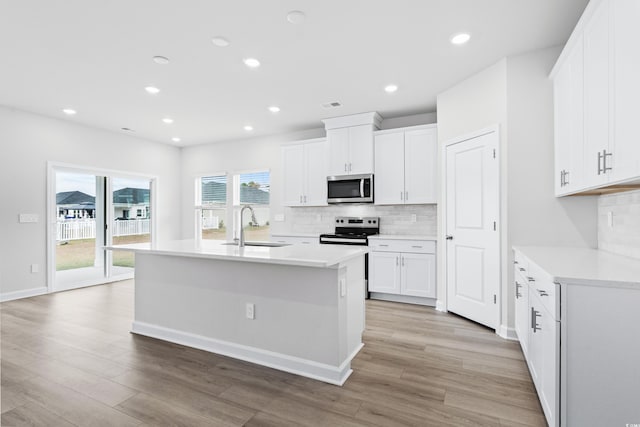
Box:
19 214 39 223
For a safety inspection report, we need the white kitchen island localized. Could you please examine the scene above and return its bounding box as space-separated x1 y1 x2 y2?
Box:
107 240 367 385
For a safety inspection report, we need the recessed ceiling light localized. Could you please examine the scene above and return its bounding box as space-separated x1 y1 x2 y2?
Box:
152 56 170 65
244 125 254 131
286 10 306 24
171 137 181 143
62 108 77 115
211 36 230 47
145 86 160 94
384 84 398 93
450 33 471 45
268 106 280 113
162 117 174 124
243 58 261 68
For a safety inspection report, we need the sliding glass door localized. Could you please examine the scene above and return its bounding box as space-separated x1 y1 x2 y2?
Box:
51 165 154 292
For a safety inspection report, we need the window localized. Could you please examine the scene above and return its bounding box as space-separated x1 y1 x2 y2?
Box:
233 170 270 241
197 174 227 240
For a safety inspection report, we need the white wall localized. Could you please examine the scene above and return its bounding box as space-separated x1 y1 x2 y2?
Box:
436 59 508 315
0 106 181 298
436 47 597 335
180 128 326 240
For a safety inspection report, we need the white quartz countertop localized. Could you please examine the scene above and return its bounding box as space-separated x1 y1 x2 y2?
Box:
106 239 367 268
514 246 640 289
368 234 437 241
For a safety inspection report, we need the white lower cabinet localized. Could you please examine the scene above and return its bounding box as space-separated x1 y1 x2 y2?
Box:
369 238 436 304
514 247 640 426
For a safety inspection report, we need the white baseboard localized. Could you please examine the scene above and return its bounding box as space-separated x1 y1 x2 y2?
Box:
370 292 436 307
497 324 518 341
131 321 361 386
435 299 447 312
0 286 48 302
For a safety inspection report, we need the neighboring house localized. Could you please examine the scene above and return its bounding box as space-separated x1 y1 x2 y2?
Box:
56 191 95 219
113 187 150 219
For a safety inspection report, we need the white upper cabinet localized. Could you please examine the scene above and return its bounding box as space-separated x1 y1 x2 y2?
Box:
323 112 381 176
610 0 640 182
582 0 610 189
374 125 437 205
553 34 584 196
552 0 640 195
281 138 328 207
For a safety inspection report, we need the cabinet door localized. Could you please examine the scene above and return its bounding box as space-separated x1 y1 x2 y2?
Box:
368 251 400 294
405 128 437 204
583 0 611 188
610 0 640 183
514 275 529 355
327 128 350 175
400 253 435 298
539 305 558 427
554 37 585 196
282 145 305 206
348 125 374 175
304 139 328 206
528 288 543 386
374 132 405 205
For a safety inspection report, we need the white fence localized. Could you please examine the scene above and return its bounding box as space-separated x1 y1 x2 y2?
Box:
57 219 150 241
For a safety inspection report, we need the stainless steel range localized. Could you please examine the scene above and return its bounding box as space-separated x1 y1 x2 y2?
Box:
319 216 379 298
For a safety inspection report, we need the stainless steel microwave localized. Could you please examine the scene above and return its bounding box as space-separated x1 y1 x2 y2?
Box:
327 174 374 204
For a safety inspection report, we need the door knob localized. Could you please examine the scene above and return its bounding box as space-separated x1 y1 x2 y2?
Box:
446 235 453 240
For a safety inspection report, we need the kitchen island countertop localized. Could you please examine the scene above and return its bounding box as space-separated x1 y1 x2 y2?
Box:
107 239 367 269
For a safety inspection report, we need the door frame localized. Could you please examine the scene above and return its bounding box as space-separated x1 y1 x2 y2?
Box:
441 125 502 333
46 161 158 293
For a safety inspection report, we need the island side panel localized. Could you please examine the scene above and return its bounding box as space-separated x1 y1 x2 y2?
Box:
133 253 347 366
337 256 365 364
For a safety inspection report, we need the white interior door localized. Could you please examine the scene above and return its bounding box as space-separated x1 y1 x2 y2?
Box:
445 130 499 329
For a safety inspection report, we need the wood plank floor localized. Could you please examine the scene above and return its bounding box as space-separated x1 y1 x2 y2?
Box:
1 279 546 426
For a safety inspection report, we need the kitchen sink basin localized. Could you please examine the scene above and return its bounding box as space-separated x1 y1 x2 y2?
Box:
222 241 291 247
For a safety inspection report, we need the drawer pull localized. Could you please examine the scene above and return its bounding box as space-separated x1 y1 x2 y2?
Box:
531 307 541 333
379 244 389 247
527 276 535 282
411 245 423 248
519 267 525 272
537 289 549 297
515 282 522 299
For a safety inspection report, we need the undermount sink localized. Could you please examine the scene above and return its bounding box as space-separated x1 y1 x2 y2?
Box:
222 241 291 247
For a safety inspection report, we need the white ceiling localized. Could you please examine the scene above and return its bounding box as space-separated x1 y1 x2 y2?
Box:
0 0 588 147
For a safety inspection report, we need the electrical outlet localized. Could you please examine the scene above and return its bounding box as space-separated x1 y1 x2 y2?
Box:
31 264 39 273
19 214 39 223
246 303 255 319
339 278 346 297
607 211 613 228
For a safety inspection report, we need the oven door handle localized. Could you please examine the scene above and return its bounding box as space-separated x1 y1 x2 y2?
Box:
360 179 364 198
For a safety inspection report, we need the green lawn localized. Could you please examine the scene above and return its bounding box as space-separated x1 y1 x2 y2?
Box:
56 234 149 271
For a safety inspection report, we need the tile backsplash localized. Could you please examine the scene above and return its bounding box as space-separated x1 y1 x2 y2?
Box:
280 204 437 236
598 189 640 260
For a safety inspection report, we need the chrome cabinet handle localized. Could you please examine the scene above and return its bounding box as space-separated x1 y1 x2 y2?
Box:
378 244 389 247
514 260 519 265
531 307 541 333
598 151 603 175
537 289 549 297
527 276 535 282
304 195 307 203
519 267 525 272
515 282 522 299
299 195 302 203
411 245 423 248
401 256 405 266
396 256 399 266
445 235 453 240
564 170 569 185
349 163 352 172
344 163 348 172
400 191 403 201
405 191 408 201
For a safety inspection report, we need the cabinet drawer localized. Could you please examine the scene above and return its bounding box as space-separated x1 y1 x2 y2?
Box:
526 260 558 320
369 239 435 254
